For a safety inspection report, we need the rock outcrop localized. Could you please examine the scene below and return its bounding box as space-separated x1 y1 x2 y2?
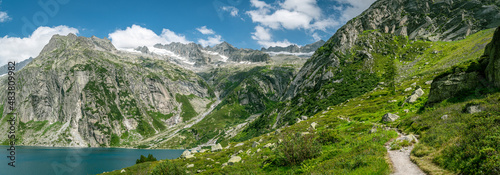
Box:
428 26 500 104
0 34 214 147
261 40 326 53
382 113 400 122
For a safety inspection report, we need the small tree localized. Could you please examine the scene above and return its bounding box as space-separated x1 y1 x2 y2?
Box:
136 154 157 164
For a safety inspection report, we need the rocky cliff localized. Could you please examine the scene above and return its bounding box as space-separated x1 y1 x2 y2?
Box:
0 34 215 147
428 26 500 104
285 0 500 100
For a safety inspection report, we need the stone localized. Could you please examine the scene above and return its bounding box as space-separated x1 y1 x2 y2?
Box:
388 100 398 103
397 134 418 143
381 113 400 122
199 149 208 153
310 122 318 130
404 109 410 113
237 150 243 154
256 148 261 153
425 80 433 85
427 72 484 104
185 155 195 159
441 115 448 120
369 128 377 134
186 164 194 168
211 143 223 152
406 88 424 103
404 87 413 92
263 143 276 148
466 105 482 114
207 158 214 161
120 169 126 173
234 143 244 147
227 156 242 165
301 116 308 120
252 141 260 148
246 149 252 155
300 132 310 136
180 150 191 158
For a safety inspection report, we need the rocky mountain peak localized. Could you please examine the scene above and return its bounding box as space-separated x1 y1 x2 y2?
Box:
40 33 116 56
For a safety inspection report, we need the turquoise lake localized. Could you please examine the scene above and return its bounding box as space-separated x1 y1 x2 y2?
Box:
0 146 184 175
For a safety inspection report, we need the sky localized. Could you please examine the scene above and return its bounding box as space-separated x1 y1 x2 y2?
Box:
0 0 377 65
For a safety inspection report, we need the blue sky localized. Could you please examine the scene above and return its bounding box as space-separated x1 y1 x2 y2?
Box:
0 0 376 65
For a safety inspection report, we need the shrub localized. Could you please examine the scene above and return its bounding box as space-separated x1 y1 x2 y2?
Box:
136 154 157 164
274 133 322 166
151 160 185 175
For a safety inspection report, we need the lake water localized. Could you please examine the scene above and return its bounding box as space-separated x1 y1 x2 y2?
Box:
0 146 184 175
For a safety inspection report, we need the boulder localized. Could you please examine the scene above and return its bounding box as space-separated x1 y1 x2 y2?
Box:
369 128 377 134
427 72 484 104
301 116 308 120
381 113 400 122
406 88 424 103
310 122 318 130
186 164 194 168
227 156 242 165
252 141 260 148
120 169 126 173
185 154 195 159
466 105 482 114
180 150 191 158
263 143 276 148
234 143 244 147
211 143 223 152
441 115 449 120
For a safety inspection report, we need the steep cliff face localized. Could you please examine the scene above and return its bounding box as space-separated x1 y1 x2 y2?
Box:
208 42 270 62
485 26 500 88
0 34 214 147
285 0 500 100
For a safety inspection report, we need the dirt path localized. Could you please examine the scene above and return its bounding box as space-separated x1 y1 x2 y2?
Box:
387 132 426 175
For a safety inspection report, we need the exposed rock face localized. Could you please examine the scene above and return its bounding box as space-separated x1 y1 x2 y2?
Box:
427 26 500 104
285 0 500 100
208 42 270 62
154 42 211 66
427 72 485 104
227 156 242 165
0 34 213 147
0 57 33 75
485 26 500 88
211 143 223 152
382 113 400 122
261 40 326 53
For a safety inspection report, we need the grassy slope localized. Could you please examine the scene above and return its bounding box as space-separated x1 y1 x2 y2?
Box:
102 28 498 174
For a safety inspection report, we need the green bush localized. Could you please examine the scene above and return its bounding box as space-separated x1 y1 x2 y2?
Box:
274 133 322 166
136 154 157 164
151 160 185 175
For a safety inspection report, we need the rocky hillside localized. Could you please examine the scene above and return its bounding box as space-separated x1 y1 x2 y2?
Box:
0 34 216 147
261 40 326 53
0 57 33 75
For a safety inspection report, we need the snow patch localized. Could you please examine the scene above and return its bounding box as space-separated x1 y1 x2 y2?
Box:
266 51 315 57
201 50 229 62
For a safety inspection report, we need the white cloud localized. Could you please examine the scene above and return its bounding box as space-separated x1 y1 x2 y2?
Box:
335 0 377 22
0 26 78 65
258 39 294 48
312 33 321 41
198 35 223 47
251 26 272 41
0 11 9 22
251 25 296 48
247 0 340 48
250 0 270 9
108 25 190 50
247 0 336 31
197 26 215 35
222 6 239 17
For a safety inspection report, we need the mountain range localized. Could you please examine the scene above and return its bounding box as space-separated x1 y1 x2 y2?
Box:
1 0 500 174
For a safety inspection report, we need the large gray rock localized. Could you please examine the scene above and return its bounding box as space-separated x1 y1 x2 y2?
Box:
381 113 400 122
211 143 223 152
485 26 500 88
427 72 484 104
406 88 424 103
227 156 242 165
180 150 191 158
